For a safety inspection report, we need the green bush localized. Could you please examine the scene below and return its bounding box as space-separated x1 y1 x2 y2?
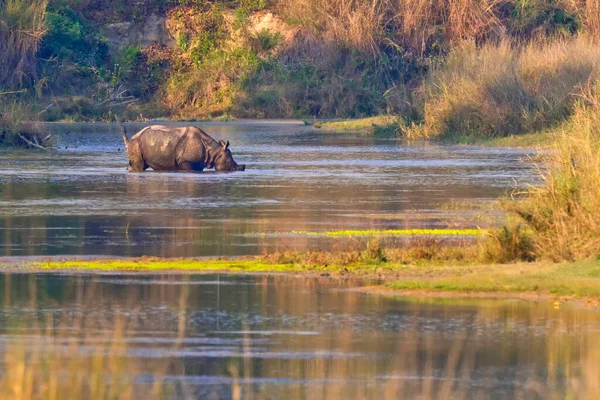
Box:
39 4 107 66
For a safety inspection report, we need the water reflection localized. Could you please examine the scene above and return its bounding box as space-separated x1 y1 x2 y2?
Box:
0 273 598 399
0 122 537 257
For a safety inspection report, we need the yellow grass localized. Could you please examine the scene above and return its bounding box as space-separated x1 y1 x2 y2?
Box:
415 37 600 139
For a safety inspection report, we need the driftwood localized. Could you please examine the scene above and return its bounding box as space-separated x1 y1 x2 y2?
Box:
18 133 49 151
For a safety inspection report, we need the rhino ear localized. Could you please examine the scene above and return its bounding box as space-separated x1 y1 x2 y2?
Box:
220 140 229 150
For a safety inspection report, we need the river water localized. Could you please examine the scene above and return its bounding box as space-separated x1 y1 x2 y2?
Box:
0 121 536 257
0 273 598 399
1 122 593 399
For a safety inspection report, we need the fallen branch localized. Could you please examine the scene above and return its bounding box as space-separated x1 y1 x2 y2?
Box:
18 133 49 151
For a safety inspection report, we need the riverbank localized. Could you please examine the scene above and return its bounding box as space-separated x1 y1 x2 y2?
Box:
7 254 599 304
314 115 560 149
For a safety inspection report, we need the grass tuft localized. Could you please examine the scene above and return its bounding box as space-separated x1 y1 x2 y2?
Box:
507 94 600 261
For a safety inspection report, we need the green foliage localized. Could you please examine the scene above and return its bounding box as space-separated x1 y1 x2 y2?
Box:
176 32 189 51
190 32 217 65
234 47 411 118
41 6 88 61
165 47 261 116
249 29 281 52
37 2 109 93
237 0 269 12
508 0 580 37
233 7 249 30
110 45 142 88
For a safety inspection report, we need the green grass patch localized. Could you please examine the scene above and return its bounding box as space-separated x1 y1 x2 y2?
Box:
452 130 559 148
388 258 600 298
315 116 398 135
28 257 390 274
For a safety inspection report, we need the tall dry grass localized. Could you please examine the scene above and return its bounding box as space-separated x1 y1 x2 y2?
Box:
0 319 162 400
416 37 600 139
277 0 504 56
277 0 600 56
0 0 47 89
507 91 600 261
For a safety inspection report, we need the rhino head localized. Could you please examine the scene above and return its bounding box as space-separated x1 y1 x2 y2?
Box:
214 140 245 172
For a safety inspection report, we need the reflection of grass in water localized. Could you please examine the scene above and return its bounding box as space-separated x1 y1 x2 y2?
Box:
0 276 191 400
0 318 174 400
228 311 600 399
287 228 483 237
0 274 598 399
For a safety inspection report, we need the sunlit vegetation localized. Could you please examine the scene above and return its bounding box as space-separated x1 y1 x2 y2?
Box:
412 38 600 140
505 92 600 261
3 0 600 123
387 258 600 298
12 245 600 299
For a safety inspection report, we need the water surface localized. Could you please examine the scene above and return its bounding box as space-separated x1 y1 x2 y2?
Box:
0 273 596 399
0 121 537 257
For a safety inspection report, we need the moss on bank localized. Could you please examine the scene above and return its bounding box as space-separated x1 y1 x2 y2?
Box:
15 254 600 300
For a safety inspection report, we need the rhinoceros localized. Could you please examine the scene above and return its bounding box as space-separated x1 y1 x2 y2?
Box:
121 125 245 172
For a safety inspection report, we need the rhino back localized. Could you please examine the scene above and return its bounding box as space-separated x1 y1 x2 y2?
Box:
139 127 186 170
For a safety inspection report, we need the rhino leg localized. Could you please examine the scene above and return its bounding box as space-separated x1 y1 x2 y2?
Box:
178 161 204 171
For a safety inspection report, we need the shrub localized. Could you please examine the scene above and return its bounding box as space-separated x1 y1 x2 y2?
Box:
480 223 536 263
249 29 281 53
507 93 600 261
0 100 51 148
